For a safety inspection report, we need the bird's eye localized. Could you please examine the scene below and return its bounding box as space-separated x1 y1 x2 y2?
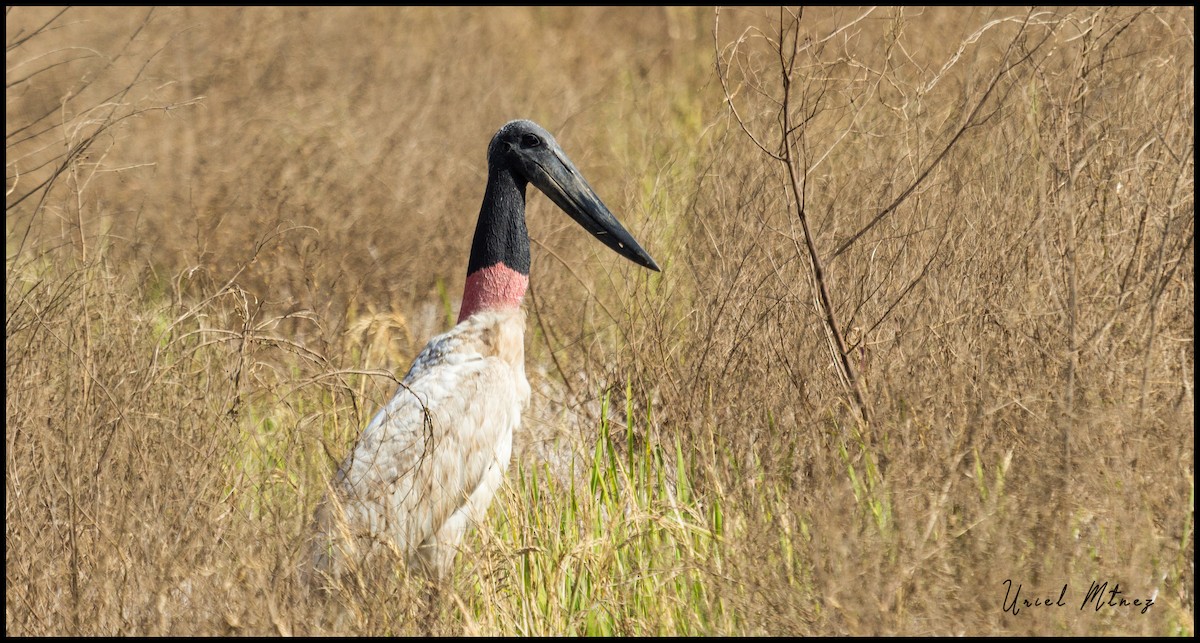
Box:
520 133 542 148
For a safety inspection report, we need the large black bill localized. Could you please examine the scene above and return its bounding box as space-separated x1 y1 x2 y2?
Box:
531 149 660 272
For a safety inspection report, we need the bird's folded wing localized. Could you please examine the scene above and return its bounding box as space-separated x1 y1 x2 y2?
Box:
330 327 522 555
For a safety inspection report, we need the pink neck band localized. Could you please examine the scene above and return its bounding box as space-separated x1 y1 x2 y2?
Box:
458 263 529 322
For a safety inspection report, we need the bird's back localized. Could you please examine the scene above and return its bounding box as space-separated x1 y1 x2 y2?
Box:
312 308 529 581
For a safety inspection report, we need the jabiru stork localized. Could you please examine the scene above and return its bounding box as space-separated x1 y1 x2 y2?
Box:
313 119 659 582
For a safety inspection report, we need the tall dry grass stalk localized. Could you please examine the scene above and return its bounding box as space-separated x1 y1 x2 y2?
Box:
7 6 1193 635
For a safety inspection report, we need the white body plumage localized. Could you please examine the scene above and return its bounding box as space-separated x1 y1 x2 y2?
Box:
314 309 529 580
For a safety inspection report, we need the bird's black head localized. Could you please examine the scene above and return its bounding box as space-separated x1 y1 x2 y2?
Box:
487 119 660 272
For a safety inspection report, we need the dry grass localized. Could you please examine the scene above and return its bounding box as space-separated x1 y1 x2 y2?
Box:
6 6 1193 635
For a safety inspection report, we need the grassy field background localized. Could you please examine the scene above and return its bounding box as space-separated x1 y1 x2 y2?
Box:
6 6 1193 635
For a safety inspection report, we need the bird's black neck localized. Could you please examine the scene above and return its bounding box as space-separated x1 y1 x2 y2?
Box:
467 167 531 277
